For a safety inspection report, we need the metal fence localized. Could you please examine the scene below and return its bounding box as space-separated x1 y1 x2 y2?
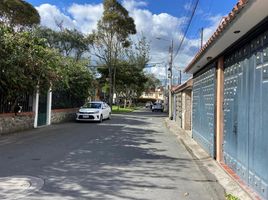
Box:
0 93 33 114
52 90 85 109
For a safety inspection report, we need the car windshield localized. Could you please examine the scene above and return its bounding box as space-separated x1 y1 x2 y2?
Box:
82 103 102 109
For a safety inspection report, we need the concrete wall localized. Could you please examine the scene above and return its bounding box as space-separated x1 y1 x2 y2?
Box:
175 93 182 127
174 90 192 131
182 90 192 130
0 112 35 135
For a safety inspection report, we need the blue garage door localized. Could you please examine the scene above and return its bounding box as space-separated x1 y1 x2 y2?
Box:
223 31 268 199
192 65 216 157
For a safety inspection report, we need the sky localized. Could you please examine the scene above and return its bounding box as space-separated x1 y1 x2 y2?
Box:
27 0 238 83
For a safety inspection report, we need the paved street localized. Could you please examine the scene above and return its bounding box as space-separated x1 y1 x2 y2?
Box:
0 109 225 200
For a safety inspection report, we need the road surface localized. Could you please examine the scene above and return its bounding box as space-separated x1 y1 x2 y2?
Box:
0 109 225 200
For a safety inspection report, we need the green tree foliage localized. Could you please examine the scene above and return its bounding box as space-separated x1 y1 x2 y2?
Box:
35 26 91 61
97 36 155 107
0 24 94 112
0 0 40 28
143 73 161 92
34 26 94 107
91 0 136 105
0 25 62 108
52 58 94 108
127 36 150 70
115 61 147 107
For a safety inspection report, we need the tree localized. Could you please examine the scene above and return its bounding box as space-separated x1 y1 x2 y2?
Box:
91 0 136 105
143 73 161 92
34 26 91 61
33 26 94 108
127 36 150 71
0 24 94 112
0 25 62 111
52 57 94 108
115 61 147 107
96 36 151 107
0 0 40 28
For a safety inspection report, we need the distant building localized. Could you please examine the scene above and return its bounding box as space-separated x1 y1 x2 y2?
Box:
140 87 165 101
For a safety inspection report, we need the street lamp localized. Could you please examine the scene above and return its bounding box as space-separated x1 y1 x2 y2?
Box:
156 37 173 120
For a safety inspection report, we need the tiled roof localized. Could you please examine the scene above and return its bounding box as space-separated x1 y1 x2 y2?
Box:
184 0 248 73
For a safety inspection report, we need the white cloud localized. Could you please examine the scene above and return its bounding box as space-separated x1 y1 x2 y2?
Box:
36 4 76 31
122 0 148 10
202 15 223 42
36 1 223 83
68 3 103 33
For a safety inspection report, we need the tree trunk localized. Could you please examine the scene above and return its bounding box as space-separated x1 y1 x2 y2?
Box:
128 99 132 108
124 99 127 109
108 66 113 106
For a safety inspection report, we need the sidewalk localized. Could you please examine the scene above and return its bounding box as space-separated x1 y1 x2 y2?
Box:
165 118 253 200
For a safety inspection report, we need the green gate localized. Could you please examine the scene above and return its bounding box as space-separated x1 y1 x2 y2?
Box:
37 93 47 126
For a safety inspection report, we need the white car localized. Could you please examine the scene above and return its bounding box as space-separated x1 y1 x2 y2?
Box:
76 101 111 122
152 103 164 112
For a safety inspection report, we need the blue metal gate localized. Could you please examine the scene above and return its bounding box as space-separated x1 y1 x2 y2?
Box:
192 66 216 157
223 32 268 199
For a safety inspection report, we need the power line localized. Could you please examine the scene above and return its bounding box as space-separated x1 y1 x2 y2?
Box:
173 0 200 60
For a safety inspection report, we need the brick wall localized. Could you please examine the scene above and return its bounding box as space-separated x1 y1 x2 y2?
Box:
0 112 34 135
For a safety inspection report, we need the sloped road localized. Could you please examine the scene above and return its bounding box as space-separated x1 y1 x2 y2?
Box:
0 109 225 200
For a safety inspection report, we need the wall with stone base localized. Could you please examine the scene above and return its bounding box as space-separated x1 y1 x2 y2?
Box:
51 108 78 124
0 108 78 135
0 112 34 135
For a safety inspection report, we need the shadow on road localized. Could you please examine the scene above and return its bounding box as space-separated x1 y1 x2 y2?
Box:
0 110 223 200
37 113 184 199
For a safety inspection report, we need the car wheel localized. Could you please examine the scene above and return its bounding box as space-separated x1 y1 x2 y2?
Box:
108 113 111 120
99 115 103 123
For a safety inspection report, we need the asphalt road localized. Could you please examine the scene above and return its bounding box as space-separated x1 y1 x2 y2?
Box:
0 109 225 200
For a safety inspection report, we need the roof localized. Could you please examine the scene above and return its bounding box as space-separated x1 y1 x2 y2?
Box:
172 78 193 93
184 0 268 74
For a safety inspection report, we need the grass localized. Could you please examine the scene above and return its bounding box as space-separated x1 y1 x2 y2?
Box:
112 105 135 113
226 194 240 200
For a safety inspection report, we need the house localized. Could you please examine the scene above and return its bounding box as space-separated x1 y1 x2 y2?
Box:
140 87 165 101
184 0 268 199
172 79 193 131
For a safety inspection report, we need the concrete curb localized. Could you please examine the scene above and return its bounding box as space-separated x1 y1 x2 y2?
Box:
164 118 253 200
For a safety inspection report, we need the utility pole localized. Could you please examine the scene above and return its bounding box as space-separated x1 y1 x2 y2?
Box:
168 39 173 120
155 37 174 119
178 70 182 85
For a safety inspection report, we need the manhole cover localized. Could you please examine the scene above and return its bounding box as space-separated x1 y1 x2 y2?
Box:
0 176 44 200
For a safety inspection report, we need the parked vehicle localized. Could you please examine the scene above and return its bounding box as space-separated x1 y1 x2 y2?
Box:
76 101 111 122
145 101 153 109
152 103 163 112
